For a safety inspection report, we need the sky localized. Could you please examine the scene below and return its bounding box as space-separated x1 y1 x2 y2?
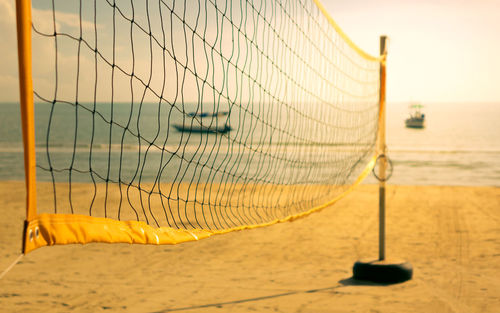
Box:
0 0 499 104
323 0 500 103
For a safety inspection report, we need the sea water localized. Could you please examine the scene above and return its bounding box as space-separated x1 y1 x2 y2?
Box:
364 101 500 186
0 102 499 186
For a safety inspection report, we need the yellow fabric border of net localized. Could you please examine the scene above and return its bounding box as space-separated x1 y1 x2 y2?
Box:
313 0 382 62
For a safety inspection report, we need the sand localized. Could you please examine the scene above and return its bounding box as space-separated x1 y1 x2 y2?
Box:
0 181 499 312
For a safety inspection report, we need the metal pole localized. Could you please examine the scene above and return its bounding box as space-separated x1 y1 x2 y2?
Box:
378 36 387 261
16 0 37 253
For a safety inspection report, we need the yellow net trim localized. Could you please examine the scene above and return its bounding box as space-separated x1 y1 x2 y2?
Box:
312 0 382 62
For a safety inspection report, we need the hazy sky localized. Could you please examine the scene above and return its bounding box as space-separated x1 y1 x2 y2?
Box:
324 0 500 103
1 0 499 103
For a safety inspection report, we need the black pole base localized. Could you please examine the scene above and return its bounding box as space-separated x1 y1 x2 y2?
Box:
353 259 413 284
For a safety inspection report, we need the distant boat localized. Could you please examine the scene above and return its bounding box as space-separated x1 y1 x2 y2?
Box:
405 103 425 129
172 123 232 134
173 111 232 134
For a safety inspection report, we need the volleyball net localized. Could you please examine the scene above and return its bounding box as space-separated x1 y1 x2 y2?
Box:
16 0 384 253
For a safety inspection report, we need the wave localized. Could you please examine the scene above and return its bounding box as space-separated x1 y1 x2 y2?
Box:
389 147 500 154
0 141 375 154
395 159 491 170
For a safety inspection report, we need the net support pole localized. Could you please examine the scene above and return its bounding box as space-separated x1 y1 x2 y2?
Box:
15 0 37 253
378 36 387 261
352 36 412 283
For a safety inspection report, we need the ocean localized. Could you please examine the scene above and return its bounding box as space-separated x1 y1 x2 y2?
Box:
0 102 499 186
364 101 500 186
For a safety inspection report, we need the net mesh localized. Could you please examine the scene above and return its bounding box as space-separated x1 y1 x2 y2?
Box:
29 0 380 231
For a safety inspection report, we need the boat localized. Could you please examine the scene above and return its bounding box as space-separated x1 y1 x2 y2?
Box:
173 111 232 133
405 103 425 129
172 123 232 133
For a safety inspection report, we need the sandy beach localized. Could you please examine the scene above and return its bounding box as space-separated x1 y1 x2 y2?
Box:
0 181 499 312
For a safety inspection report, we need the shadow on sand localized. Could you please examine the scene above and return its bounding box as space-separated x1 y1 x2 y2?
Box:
151 277 395 312
338 277 395 287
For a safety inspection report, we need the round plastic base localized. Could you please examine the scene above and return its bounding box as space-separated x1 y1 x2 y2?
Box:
353 259 413 284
